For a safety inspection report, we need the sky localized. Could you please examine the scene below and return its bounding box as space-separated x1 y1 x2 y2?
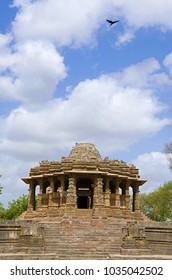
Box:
0 0 172 207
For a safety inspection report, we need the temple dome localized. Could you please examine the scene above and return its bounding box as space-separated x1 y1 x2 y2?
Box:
68 143 102 161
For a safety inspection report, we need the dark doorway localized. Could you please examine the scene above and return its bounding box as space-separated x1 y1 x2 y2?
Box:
76 177 93 209
78 196 88 209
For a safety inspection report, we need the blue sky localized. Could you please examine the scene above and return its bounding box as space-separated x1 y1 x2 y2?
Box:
0 0 172 207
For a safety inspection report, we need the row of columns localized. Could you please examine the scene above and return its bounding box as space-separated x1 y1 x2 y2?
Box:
27 176 141 212
101 177 140 211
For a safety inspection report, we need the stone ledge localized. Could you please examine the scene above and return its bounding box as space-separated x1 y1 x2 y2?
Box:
109 254 172 260
0 253 171 260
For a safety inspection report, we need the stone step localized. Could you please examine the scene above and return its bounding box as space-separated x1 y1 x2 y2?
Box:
44 232 122 235
43 224 122 228
45 249 114 256
45 247 120 252
57 255 110 260
45 229 123 232
43 231 120 234
44 243 121 247
45 244 121 249
45 250 120 256
45 242 121 246
41 216 124 258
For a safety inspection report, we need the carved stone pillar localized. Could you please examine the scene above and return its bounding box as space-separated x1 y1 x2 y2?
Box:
93 178 104 207
50 177 55 191
115 178 121 207
56 176 62 207
133 182 140 211
38 178 43 209
120 195 126 207
49 177 54 206
59 175 65 203
125 180 131 210
92 177 107 219
104 178 110 207
66 177 77 207
28 180 35 211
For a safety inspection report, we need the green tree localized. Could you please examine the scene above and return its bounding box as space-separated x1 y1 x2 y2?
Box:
140 181 172 221
0 206 6 220
0 175 29 220
4 195 28 220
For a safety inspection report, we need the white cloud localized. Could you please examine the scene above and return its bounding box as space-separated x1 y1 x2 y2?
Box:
0 40 67 103
0 76 17 100
163 51 172 76
119 0 172 29
12 0 172 46
116 30 135 46
12 41 67 103
113 58 171 88
0 33 14 73
133 152 172 193
0 33 12 51
12 0 109 47
1 1 171 104
0 64 170 160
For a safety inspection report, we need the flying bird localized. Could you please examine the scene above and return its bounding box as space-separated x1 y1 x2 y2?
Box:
106 19 119 26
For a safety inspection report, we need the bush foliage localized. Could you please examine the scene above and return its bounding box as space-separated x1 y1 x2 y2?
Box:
0 194 28 220
140 181 172 221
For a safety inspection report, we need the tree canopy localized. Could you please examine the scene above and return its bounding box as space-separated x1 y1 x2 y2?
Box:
0 174 28 220
140 181 172 221
4 195 28 220
0 194 28 220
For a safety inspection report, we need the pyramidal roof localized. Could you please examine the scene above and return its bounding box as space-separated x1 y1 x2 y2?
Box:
68 143 102 161
24 142 146 183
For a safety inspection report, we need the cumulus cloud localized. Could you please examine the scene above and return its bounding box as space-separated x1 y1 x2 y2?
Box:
12 0 109 47
12 0 172 46
0 63 170 160
0 40 67 103
133 152 172 193
163 51 172 76
116 0 172 30
0 33 14 73
113 58 171 88
12 41 67 103
1 1 172 104
0 76 17 100
116 30 135 46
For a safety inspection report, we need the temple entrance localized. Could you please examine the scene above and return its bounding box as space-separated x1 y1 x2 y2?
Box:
78 196 89 209
77 188 92 209
76 178 93 209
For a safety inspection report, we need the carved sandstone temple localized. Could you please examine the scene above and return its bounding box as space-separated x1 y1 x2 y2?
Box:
21 143 146 220
1 143 172 259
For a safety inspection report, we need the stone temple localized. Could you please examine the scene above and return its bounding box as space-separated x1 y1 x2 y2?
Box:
21 142 146 220
0 143 172 259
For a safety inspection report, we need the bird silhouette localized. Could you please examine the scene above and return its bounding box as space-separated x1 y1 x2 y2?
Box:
106 19 119 26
